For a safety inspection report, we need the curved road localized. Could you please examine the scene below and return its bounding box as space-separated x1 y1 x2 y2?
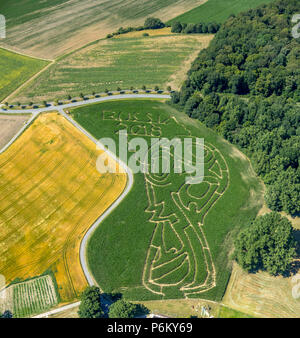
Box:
0 93 171 294
0 93 171 114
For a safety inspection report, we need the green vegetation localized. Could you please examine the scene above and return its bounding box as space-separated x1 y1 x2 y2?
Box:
233 212 297 275
12 276 58 318
108 17 166 38
109 299 148 318
78 286 104 318
218 306 252 318
172 0 300 215
0 311 13 318
0 0 69 28
0 48 48 101
171 21 220 34
11 33 208 104
71 99 263 302
168 0 275 24
144 17 165 29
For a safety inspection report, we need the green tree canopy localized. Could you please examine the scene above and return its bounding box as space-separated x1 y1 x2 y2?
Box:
0 310 13 318
171 21 182 33
233 212 297 275
78 286 104 318
144 17 165 29
109 299 140 318
172 0 300 216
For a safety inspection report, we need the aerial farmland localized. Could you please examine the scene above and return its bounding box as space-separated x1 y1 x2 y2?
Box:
0 0 299 323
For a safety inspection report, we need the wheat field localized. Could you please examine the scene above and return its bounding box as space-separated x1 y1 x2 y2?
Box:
0 112 127 301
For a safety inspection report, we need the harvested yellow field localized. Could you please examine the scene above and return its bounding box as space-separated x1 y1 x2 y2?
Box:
0 113 127 302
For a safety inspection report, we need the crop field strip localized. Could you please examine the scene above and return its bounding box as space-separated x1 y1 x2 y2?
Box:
72 100 263 301
168 0 275 24
0 48 49 102
0 113 127 302
10 33 213 105
0 0 206 59
0 275 58 317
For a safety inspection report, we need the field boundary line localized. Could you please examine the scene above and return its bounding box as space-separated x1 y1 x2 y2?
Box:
32 301 80 318
2 61 55 103
0 112 38 155
58 107 134 287
0 45 54 62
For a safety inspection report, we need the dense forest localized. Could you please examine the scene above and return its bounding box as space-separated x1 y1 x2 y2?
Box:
172 0 300 215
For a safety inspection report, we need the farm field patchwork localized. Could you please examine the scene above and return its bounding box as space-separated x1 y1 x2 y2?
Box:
71 99 263 301
0 114 30 149
11 33 213 105
168 0 275 24
0 275 58 318
0 48 48 102
0 0 206 59
0 112 127 302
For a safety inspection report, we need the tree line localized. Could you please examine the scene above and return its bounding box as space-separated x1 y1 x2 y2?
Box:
78 286 149 318
171 21 221 34
107 17 220 39
171 0 300 216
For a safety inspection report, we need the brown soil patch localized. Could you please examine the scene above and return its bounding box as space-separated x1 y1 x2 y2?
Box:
0 114 30 149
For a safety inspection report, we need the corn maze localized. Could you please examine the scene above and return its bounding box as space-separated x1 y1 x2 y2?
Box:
0 275 58 317
84 100 230 298
74 100 261 301
142 142 229 297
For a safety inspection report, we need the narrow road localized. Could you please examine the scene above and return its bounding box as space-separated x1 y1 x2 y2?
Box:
32 302 80 318
0 112 39 155
0 93 171 318
58 107 135 287
0 93 171 114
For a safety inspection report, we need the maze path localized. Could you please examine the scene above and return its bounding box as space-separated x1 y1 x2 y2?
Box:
102 108 229 298
142 142 229 297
